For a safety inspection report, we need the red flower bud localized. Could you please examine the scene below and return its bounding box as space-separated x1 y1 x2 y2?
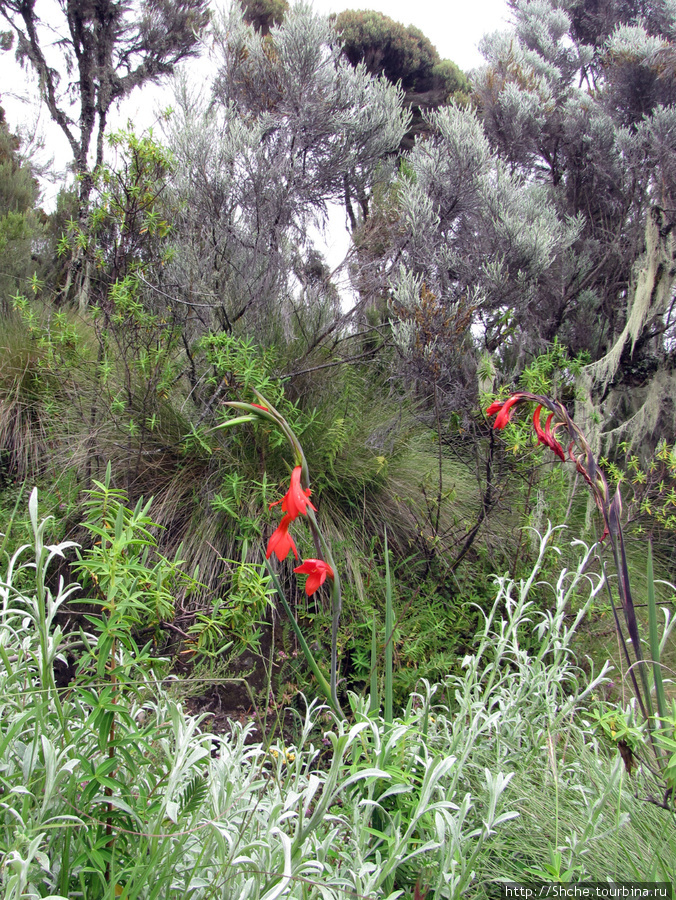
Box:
533 405 566 460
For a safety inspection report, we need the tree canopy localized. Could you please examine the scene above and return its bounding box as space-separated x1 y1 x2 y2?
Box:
0 0 210 203
238 0 289 33
0 106 39 307
334 10 469 147
166 4 408 340
469 0 676 447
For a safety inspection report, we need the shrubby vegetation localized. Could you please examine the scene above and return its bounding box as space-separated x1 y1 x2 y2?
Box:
1 0 676 894
1 497 674 897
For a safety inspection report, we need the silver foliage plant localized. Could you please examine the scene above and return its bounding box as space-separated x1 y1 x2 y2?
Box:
390 101 581 404
2 493 647 898
165 3 409 344
474 0 676 448
391 0 676 447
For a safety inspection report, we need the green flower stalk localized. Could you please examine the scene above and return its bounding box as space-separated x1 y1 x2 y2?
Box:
216 390 345 718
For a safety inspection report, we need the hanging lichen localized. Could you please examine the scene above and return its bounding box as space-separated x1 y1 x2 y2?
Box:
577 206 676 455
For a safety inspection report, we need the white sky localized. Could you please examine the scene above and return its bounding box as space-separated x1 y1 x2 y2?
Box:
0 0 510 209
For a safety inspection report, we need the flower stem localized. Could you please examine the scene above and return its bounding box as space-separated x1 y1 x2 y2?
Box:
265 560 344 720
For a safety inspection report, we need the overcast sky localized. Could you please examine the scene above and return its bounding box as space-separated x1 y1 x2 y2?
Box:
1 0 510 207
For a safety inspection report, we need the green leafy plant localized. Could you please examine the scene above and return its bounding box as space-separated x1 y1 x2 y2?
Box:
2 490 674 897
188 541 275 658
216 388 344 715
601 438 676 536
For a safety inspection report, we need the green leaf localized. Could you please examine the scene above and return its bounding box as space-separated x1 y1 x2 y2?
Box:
647 542 667 723
384 527 393 727
369 613 379 717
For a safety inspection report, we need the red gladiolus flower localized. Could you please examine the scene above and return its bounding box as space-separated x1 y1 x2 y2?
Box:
266 514 299 561
269 466 316 519
533 404 547 443
533 405 566 461
486 395 521 429
294 559 334 596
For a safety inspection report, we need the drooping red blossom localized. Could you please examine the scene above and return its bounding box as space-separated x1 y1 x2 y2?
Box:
486 395 521 429
266 514 299 561
532 404 547 441
293 559 334 596
533 405 566 461
269 466 316 519
544 413 566 461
